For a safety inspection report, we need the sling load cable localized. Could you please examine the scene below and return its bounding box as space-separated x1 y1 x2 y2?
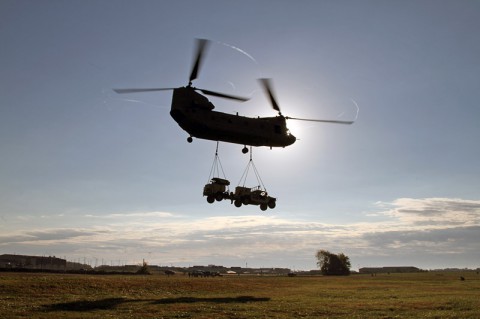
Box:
234 146 277 210
207 141 228 183
237 146 267 192
203 141 231 204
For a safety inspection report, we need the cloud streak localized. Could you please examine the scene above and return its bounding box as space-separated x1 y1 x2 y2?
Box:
381 197 480 226
1 198 479 269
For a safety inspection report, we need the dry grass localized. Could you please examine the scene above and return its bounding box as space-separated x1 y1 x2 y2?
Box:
1 271 479 318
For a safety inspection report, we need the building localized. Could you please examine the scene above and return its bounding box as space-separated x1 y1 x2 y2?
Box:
0 254 67 270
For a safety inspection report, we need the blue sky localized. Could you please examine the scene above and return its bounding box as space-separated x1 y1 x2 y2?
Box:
1 0 479 270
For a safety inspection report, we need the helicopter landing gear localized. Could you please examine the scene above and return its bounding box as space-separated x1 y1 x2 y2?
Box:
187 136 193 143
242 146 249 154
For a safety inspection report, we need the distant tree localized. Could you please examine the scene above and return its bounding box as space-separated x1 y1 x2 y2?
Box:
315 250 351 276
136 260 151 275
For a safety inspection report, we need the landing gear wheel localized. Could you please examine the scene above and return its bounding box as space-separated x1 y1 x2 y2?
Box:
207 195 215 203
234 200 242 207
215 193 223 201
242 146 249 154
187 136 193 143
260 203 268 211
242 197 250 205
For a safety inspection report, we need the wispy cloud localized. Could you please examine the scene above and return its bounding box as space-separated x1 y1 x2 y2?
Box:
379 198 480 226
84 211 175 219
1 198 479 269
0 229 110 245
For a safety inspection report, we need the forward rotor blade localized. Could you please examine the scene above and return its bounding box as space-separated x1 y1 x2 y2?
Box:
189 38 210 83
285 116 354 124
198 88 250 102
259 78 281 113
113 88 174 94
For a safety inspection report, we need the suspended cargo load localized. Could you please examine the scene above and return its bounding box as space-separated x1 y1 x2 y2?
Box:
203 142 232 204
233 146 277 211
233 185 276 211
203 177 231 203
202 144 277 210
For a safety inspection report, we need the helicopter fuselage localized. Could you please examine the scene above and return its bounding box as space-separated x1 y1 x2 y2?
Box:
169 87 296 148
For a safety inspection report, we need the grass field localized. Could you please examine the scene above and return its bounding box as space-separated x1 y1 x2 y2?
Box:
1 271 479 318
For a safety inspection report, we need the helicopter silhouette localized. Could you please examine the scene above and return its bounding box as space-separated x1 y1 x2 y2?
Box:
114 39 354 153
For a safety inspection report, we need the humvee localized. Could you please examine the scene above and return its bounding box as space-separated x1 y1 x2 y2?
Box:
233 185 276 211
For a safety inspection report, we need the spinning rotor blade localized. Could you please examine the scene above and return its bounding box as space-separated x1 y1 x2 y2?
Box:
258 78 354 124
189 38 210 83
285 116 354 124
198 88 250 102
114 39 249 103
259 78 281 113
113 88 174 94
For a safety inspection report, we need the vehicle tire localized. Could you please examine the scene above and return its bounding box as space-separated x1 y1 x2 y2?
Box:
215 193 223 201
268 200 276 209
207 195 215 203
234 200 242 207
260 203 268 211
242 197 250 205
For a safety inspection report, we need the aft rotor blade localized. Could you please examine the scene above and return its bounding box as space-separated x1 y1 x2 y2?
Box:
198 88 250 102
113 88 175 94
259 78 281 113
189 38 210 83
285 116 354 124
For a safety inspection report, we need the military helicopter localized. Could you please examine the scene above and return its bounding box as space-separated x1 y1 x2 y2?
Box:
114 39 354 153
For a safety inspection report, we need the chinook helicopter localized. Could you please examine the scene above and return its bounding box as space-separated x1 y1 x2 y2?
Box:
114 39 354 153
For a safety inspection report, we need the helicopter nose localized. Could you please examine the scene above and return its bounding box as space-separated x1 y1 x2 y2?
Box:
289 134 296 145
